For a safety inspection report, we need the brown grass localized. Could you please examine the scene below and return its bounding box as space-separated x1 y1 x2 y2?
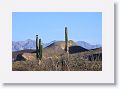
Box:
12 53 102 71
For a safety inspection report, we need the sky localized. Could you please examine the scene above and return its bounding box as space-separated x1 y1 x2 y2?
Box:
12 12 102 45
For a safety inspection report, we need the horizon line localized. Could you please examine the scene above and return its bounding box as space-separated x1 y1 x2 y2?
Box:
12 39 102 45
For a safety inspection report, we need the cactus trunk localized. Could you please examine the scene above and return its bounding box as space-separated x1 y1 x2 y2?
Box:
36 35 39 58
65 27 69 53
39 39 42 60
40 45 43 60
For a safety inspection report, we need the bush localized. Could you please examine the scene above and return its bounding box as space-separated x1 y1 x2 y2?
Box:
12 53 102 71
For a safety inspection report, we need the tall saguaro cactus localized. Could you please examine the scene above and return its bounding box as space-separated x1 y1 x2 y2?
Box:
36 35 43 61
36 35 39 58
39 39 43 60
65 27 69 53
40 45 43 60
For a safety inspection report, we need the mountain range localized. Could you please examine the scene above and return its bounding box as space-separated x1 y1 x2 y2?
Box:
12 39 101 51
76 41 101 50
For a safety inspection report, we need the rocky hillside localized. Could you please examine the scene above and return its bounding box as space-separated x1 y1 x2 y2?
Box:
12 40 102 71
12 40 101 61
12 48 102 71
12 40 76 60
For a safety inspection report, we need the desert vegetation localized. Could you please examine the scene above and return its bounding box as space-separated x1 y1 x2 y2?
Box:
12 57 102 71
12 27 102 71
12 51 102 71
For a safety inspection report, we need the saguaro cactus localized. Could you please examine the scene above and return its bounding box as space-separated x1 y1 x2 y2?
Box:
65 27 69 53
36 35 39 58
40 45 43 60
39 39 43 60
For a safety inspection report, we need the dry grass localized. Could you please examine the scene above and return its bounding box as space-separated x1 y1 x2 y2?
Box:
12 53 102 71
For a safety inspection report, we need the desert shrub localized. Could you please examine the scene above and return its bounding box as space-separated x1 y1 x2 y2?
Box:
12 52 102 71
12 60 39 71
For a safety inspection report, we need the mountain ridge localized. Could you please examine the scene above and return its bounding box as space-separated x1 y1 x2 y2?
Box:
12 39 101 51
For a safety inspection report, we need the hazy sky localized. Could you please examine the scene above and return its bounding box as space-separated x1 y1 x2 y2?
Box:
12 12 102 45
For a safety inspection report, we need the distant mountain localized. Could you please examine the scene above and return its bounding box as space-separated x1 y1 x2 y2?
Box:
76 41 101 49
12 39 36 51
12 39 56 52
12 39 101 51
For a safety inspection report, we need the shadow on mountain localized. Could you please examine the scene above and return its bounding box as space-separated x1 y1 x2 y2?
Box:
87 53 102 61
15 54 25 61
69 46 88 54
12 49 36 61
